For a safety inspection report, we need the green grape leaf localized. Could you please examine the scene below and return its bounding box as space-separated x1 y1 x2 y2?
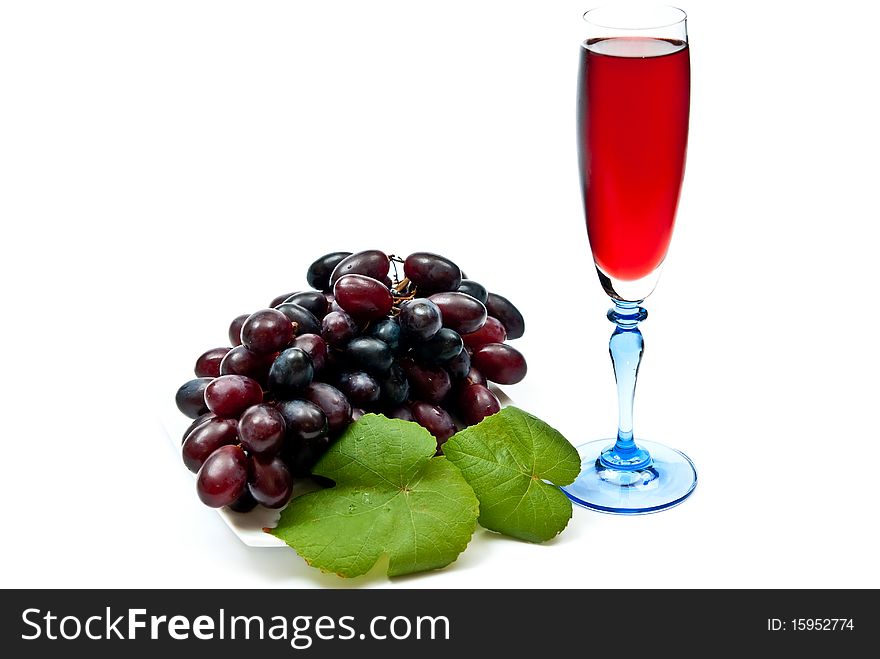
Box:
443 406 580 543
269 414 479 578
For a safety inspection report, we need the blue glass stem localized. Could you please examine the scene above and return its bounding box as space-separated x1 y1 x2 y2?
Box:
601 301 652 470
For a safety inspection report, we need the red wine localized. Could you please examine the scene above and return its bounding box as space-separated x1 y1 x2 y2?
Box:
578 37 690 281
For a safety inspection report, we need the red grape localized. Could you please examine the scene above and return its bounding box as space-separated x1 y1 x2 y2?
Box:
241 309 295 354
329 250 390 288
428 292 488 334
404 252 462 293
195 347 231 378
228 314 249 347
457 384 501 426
410 401 456 446
220 345 274 384
472 343 527 385
333 274 393 321
462 316 507 350
182 412 216 444
321 310 358 347
204 375 263 418
239 404 286 456
248 455 293 508
196 445 248 508
182 418 239 472
400 358 451 403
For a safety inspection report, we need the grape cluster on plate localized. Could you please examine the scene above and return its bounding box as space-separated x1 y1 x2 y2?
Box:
175 251 527 513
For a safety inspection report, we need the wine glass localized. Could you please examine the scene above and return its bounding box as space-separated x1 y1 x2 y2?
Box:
561 5 697 513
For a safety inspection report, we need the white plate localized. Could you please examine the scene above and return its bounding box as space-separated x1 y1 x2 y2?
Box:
161 386 513 547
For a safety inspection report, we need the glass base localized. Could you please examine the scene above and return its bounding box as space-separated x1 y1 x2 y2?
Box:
561 439 697 514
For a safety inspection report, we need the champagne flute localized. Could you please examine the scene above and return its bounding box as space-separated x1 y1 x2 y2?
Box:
561 5 697 513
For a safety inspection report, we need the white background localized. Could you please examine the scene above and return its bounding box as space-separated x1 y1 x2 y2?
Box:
2 0 878 589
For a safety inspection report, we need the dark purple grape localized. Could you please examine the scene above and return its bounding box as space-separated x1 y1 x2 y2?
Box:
220 345 274 385
307 251 352 292
333 274 393 321
337 371 381 407
446 347 471 380
276 399 328 442
182 412 216 444
379 363 410 406
429 292 487 335
239 404 286 456
412 328 464 364
175 377 213 419
400 358 451 404
329 250 390 288
321 310 359 347
227 489 258 513
284 434 331 477
486 293 525 340
410 401 456 446
403 252 462 293
228 314 249 347
351 408 366 422
463 366 487 388
457 279 489 304
292 334 328 371
345 336 393 374
275 303 321 336
457 384 501 426
387 405 415 422
303 382 352 435
269 291 297 308
398 298 442 341
368 317 404 353
182 418 239 472
472 343 527 385
195 347 231 378
204 375 263 418
282 291 330 318
268 348 314 399
462 316 507 350
196 445 248 508
248 455 293 508
241 309 295 355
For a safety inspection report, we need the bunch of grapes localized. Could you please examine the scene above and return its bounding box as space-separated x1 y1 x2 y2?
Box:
175 251 527 512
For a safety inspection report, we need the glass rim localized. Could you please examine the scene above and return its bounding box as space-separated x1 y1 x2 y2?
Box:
583 5 687 31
